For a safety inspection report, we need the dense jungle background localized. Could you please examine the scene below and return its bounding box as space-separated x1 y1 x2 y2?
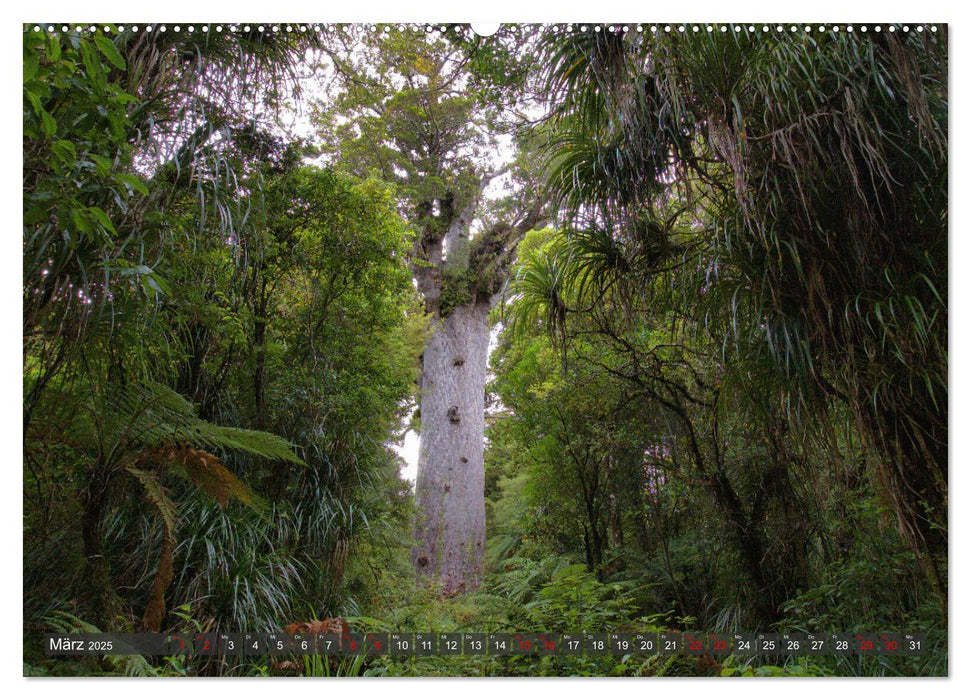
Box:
23 23 947 677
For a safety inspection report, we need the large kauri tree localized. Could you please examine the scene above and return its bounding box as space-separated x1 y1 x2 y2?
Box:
315 27 542 593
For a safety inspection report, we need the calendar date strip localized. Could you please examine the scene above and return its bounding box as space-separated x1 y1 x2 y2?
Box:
46 631 928 657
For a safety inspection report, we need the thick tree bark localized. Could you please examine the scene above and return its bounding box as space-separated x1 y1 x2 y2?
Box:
411 301 490 594
409 179 544 593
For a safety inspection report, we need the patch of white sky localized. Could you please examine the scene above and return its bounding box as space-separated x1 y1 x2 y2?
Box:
263 29 525 486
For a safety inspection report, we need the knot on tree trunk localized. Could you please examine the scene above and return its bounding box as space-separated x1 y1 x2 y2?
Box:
448 405 460 423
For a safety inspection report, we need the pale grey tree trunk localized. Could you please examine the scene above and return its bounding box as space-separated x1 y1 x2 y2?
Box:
408 174 543 594
411 301 491 593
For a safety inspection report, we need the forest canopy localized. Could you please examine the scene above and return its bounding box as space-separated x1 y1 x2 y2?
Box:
22 23 947 678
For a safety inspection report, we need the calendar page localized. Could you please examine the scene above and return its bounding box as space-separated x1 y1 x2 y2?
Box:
21 9 949 683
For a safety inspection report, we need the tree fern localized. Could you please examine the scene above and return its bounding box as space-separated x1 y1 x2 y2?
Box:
29 378 305 630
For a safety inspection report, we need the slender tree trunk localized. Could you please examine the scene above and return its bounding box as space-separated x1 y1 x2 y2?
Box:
411 301 490 594
80 465 121 625
251 282 269 431
176 320 212 418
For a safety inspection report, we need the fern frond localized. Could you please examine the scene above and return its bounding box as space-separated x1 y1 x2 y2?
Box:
44 610 102 634
202 426 306 465
127 467 179 535
162 446 265 510
102 382 305 466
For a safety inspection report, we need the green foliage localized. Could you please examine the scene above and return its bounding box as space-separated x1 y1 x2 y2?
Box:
536 26 948 602
23 24 422 648
23 28 149 340
486 25 949 649
520 562 639 631
313 28 492 211
439 267 476 317
24 25 948 679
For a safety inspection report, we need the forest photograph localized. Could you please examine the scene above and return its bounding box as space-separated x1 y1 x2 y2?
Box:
21 21 948 678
